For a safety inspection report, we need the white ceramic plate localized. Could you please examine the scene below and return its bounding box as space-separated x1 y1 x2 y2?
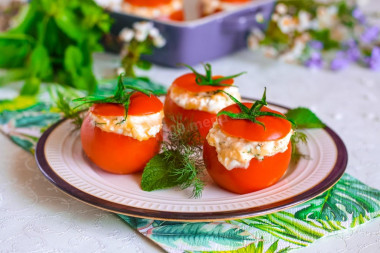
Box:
35 99 347 221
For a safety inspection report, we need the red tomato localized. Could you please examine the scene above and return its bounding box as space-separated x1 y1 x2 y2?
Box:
203 141 292 194
204 103 292 194
169 10 184 22
81 92 163 174
164 73 234 139
124 0 172 7
218 103 292 141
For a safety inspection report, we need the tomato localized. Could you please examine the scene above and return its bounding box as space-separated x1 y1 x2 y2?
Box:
164 73 234 139
169 10 184 22
204 103 292 194
81 92 163 174
203 141 292 194
124 0 172 7
91 92 164 117
172 73 233 93
218 103 292 142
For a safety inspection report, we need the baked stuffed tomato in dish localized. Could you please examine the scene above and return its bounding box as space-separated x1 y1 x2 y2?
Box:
202 0 252 16
164 63 244 139
75 75 164 174
122 0 183 20
203 88 293 194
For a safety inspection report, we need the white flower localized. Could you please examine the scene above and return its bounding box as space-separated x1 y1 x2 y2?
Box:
297 10 311 32
255 13 264 24
95 0 122 11
149 27 160 39
247 35 260 50
133 22 154 42
153 35 166 48
272 13 279 22
119 28 135 42
250 28 265 40
279 38 306 63
263 47 278 58
317 6 338 29
116 67 125 76
277 15 296 34
275 3 287 15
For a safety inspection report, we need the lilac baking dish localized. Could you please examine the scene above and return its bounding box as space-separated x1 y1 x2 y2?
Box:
109 0 276 67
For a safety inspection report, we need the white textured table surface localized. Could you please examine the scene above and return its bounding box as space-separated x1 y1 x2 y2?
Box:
2 4 380 249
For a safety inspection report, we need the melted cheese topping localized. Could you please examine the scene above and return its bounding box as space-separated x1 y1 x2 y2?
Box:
89 110 164 141
121 0 182 18
170 86 241 114
206 122 293 170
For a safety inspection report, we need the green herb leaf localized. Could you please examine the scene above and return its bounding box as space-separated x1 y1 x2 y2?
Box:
182 63 246 87
141 116 205 198
141 154 179 191
285 107 325 129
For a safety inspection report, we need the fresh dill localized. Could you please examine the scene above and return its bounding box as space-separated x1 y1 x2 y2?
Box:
141 116 205 198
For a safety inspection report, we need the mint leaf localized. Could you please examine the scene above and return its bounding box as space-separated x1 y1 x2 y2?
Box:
285 107 325 129
141 153 178 192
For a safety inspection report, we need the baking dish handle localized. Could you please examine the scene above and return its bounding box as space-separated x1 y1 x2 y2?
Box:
223 11 264 32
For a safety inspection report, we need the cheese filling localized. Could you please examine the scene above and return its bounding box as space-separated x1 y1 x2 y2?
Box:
170 86 241 114
206 122 293 170
202 0 250 15
121 0 182 18
89 110 164 141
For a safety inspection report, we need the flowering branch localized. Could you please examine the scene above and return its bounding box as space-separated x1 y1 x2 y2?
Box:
248 0 380 71
118 22 166 77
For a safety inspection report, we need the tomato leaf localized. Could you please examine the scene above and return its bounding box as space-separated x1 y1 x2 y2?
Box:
285 107 325 129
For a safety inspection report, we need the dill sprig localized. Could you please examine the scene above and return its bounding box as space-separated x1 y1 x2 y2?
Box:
54 91 85 129
217 88 292 129
290 131 309 162
182 63 246 87
141 116 205 198
73 74 155 123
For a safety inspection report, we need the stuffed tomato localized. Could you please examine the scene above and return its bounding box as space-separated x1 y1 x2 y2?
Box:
164 64 243 139
122 0 183 20
80 91 164 174
203 90 293 194
202 0 252 16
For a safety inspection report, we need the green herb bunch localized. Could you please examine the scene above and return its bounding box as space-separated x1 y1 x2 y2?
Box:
217 88 291 129
183 63 246 87
141 116 205 198
0 0 112 95
73 74 155 122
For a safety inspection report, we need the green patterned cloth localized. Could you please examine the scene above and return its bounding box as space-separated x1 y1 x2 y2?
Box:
0 83 379 253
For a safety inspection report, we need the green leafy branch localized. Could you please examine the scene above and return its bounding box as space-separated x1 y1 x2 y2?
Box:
0 0 112 95
182 63 246 87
